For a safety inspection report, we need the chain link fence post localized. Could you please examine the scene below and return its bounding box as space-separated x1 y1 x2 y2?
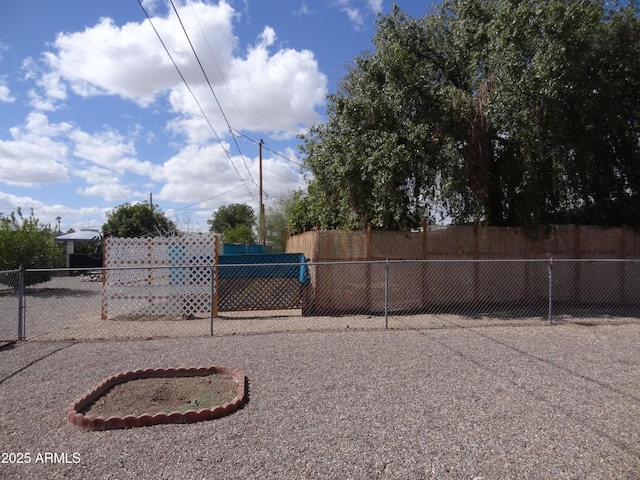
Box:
548 255 554 324
384 259 389 329
17 265 25 340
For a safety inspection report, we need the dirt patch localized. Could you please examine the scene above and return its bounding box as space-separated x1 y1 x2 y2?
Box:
81 374 238 418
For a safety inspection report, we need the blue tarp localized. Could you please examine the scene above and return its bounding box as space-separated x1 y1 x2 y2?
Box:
222 243 273 255
167 246 309 286
218 253 310 285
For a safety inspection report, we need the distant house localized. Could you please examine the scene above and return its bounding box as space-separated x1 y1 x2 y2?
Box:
54 229 103 269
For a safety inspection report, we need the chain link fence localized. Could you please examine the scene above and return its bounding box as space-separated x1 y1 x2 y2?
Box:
0 269 21 342
1 258 638 341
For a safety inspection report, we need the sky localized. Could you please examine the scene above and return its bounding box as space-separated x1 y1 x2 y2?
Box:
0 0 431 233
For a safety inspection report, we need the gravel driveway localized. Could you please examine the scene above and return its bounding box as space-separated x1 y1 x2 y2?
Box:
1 323 639 479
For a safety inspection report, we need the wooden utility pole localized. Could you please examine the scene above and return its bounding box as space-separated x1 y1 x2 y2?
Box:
259 139 265 245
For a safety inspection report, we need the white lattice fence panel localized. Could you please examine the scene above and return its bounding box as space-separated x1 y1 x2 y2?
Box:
102 235 217 319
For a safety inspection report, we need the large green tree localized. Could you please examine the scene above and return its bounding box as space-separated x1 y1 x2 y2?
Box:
298 1 640 230
0 209 64 286
264 191 302 252
208 204 256 244
102 202 177 237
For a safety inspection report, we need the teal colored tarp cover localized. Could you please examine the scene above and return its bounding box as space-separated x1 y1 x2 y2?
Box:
218 253 310 285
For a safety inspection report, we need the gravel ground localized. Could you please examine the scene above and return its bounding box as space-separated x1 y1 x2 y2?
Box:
1 324 639 479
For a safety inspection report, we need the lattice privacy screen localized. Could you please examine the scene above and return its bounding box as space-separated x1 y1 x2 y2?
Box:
102 235 218 320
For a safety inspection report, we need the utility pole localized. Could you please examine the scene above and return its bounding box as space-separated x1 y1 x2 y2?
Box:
259 139 265 245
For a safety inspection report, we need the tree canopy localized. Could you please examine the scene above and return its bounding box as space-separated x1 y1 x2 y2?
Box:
264 191 302 252
208 204 256 244
297 0 640 230
0 209 63 285
102 202 177 237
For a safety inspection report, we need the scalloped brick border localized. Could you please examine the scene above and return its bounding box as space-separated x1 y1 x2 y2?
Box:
66 366 246 431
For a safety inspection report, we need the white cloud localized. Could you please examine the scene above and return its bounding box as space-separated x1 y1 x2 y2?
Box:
343 7 364 28
40 2 238 107
0 191 45 213
27 89 57 111
0 111 154 202
165 84 227 144
141 0 159 14
77 183 137 203
67 127 161 203
0 84 15 103
334 1 381 27
222 37 326 135
367 0 384 13
294 3 311 15
21 57 38 80
258 26 277 47
22 111 73 136
0 190 106 230
35 72 67 107
0 143 68 186
259 156 305 199
73 165 141 203
1 0 326 224
33 1 325 138
0 43 8 62
74 165 117 185
42 18 169 107
154 142 252 203
153 141 303 220
69 128 156 177
21 58 67 110
0 112 71 186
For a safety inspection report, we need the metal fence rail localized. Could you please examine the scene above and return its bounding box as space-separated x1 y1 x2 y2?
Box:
0 258 638 341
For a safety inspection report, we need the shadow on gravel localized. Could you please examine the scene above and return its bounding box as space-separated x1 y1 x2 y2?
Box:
25 287 100 298
0 341 16 351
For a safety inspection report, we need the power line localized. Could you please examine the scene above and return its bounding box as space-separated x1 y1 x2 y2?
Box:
182 0 307 169
232 130 306 168
261 165 306 185
168 0 255 184
138 1 308 213
186 0 250 130
163 183 253 215
137 0 253 199
183 1 309 199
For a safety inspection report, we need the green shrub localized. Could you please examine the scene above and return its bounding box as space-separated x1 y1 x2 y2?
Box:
0 209 64 286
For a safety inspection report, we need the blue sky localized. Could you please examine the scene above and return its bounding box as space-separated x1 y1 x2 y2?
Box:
0 0 430 233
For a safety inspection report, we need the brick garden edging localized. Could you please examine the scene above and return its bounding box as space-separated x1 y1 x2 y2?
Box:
66 366 246 431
